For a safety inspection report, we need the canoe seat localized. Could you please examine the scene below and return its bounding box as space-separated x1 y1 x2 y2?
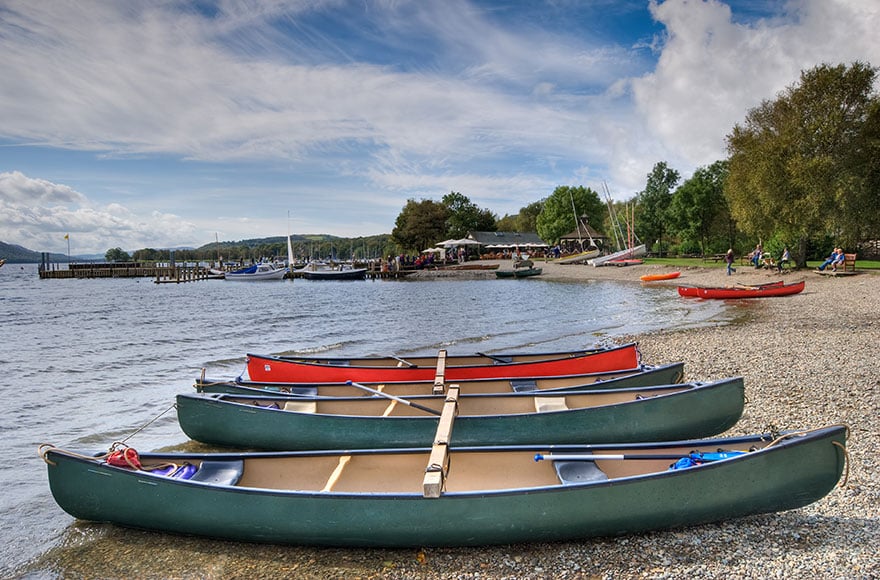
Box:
554 460 608 485
535 396 568 413
190 460 244 486
492 356 513 364
510 379 538 392
283 399 317 414
286 386 318 397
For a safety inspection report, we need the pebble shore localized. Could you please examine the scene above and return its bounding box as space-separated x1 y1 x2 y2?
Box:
27 262 878 579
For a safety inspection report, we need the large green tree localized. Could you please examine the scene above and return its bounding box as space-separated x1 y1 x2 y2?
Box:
391 199 450 253
637 162 680 255
442 192 497 238
496 200 544 233
105 247 131 262
669 160 733 255
726 62 880 263
536 186 604 246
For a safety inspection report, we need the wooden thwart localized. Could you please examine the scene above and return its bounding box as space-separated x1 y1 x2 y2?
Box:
433 350 448 394
423 385 460 498
321 455 351 492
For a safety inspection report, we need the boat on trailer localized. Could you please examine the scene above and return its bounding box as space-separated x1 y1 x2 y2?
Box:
245 343 642 383
40 424 848 547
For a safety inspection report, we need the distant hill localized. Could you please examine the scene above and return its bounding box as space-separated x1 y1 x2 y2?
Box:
196 234 340 251
0 241 68 263
1 234 357 263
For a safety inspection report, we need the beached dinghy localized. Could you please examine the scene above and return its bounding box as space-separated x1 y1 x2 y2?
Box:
640 271 681 282
176 377 745 450
40 424 848 547
678 280 805 299
195 361 685 397
246 343 641 383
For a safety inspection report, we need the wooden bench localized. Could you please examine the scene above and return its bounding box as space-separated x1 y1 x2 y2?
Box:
841 253 857 272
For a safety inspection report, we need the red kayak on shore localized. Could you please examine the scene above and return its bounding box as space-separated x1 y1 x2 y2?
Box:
246 343 641 383
677 280 804 299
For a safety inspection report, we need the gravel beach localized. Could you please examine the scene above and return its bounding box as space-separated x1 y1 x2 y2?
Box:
27 262 878 580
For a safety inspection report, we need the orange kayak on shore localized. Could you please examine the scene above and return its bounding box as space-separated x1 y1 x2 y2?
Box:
640 271 681 282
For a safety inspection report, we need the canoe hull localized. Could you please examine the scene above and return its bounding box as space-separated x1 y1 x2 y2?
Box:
301 268 367 280
495 267 542 278
246 343 641 383
196 362 687 397
640 271 681 282
44 426 847 547
678 280 805 299
176 378 745 450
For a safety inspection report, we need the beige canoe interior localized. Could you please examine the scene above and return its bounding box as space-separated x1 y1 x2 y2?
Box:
143 441 750 494
229 385 689 417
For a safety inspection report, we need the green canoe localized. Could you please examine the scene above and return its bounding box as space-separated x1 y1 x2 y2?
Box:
176 377 744 450
194 361 685 397
41 425 848 547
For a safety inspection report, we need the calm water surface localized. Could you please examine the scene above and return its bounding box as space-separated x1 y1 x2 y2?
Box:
0 263 733 576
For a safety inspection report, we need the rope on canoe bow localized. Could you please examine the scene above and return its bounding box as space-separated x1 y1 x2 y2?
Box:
38 442 121 466
118 402 178 444
762 425 851 488
832 441 850 487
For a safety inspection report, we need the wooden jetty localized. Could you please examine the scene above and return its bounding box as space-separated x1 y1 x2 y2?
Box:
38 259 211 282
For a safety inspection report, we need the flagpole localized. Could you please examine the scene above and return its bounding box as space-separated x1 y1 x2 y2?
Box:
65 234 70 264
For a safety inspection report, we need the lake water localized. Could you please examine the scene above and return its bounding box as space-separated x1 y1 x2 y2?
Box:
0 263 733 576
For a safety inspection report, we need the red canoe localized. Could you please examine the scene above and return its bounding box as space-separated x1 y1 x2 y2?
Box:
246 343 641 383
677 280 804 299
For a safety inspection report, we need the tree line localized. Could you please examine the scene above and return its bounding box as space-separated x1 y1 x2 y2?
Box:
110 62 878 267
391 62 880 267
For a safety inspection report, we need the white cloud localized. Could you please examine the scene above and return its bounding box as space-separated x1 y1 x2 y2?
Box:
0 171 87 204
0 171 200 253
626 0 880 179
1 0 879 252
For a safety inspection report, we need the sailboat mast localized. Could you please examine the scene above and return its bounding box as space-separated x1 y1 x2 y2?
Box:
287 211 295 271
569 191 583 249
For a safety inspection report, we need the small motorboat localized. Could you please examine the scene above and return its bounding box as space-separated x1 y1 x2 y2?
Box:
225 263 288 281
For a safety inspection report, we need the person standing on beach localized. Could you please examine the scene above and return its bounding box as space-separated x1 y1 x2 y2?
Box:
725 249 736 275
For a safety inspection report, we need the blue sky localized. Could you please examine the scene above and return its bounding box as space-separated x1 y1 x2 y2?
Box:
1 0 878 254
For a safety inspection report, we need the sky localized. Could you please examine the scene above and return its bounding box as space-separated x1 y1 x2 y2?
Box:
1 0 879 255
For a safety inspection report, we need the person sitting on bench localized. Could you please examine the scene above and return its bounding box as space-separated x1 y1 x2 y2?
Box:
777 247 791 273
817 248 841 271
